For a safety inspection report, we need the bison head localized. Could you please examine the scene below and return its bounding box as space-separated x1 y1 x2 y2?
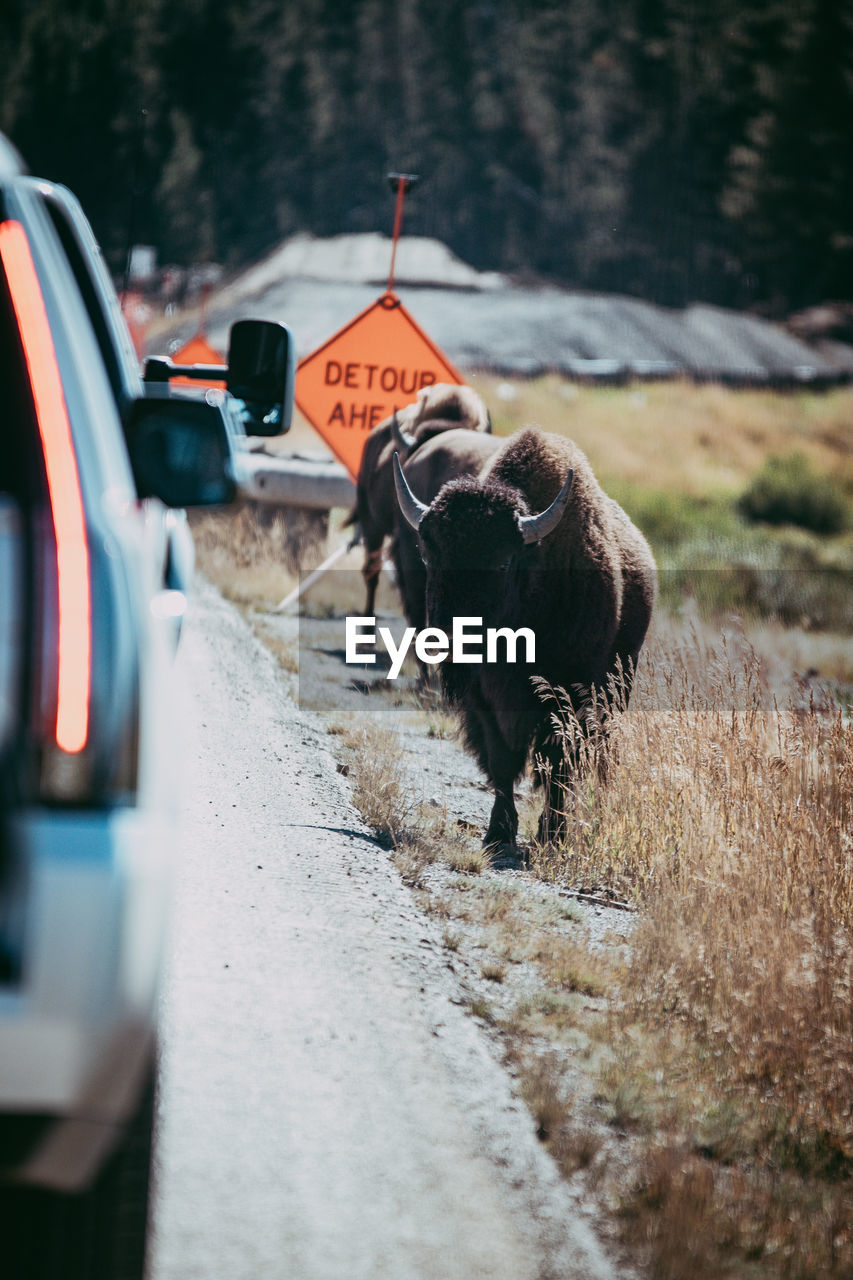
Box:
393 453 573 641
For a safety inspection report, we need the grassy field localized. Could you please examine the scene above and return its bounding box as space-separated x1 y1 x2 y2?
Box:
194 378 853 1278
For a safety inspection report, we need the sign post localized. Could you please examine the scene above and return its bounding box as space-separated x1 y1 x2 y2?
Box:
386 172 419 295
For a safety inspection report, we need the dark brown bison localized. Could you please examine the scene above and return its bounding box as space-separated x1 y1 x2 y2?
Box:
347 383 490 614
393 426 656 847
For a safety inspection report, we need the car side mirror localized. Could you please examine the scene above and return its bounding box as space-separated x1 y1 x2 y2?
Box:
226 319 295 436
143 319 294 437
126 397 237 508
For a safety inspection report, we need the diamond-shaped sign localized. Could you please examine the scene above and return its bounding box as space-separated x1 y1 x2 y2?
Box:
170 332 226 389
295 291 464 478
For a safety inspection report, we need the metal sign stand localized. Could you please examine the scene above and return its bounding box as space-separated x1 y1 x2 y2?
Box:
274 540 352 612
385 172 419 295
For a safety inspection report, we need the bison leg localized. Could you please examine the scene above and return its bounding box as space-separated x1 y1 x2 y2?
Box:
531 736 572 844
533 687 618 842
364 571 378 616
485 786 518 849
462 690 526 847
532 700 595 843
362 544 385 615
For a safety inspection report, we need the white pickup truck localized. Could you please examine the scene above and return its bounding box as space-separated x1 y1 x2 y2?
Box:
0 131 293 1278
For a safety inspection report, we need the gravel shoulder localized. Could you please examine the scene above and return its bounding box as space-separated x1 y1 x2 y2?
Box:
149 581 625 1280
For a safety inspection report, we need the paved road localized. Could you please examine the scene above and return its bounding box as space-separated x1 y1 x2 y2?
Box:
147 584 616 1280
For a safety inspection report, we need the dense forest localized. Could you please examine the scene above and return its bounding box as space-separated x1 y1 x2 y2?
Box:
1 0 851 313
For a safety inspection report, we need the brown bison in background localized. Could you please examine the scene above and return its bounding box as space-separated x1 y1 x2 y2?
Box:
347 383 490 613
394 426 657 847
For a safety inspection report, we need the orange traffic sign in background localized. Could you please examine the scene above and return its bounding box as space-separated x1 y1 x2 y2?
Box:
170 332 227 389
295 291 464 478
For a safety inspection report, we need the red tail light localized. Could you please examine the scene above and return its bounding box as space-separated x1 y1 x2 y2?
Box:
0 219 91 753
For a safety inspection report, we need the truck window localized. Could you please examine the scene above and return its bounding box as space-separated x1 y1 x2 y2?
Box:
42 197 134 412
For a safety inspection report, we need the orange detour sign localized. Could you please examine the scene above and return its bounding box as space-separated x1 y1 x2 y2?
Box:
295 291 464 478
170 332 227 389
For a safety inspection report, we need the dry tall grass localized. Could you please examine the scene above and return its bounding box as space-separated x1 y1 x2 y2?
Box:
189 501 331 606
530 616 853 1276
338 723 481 882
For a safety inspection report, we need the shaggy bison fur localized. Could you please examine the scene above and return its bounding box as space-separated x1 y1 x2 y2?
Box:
394 426 657 847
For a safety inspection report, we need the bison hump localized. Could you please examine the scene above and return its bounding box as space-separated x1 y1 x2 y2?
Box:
484 426 588 512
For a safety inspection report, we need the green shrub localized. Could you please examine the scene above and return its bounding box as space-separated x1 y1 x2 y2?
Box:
657 530 853 631
738 452 848 535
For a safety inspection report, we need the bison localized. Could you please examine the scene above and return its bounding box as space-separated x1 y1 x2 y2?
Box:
347 383 490 614
393 426 656 847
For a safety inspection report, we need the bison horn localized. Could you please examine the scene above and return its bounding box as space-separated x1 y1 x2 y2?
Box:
393 452 429 530
519 469 575 545
391 410 417 453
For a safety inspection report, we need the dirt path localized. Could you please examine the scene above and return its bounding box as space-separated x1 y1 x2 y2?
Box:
148 582 619 1280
